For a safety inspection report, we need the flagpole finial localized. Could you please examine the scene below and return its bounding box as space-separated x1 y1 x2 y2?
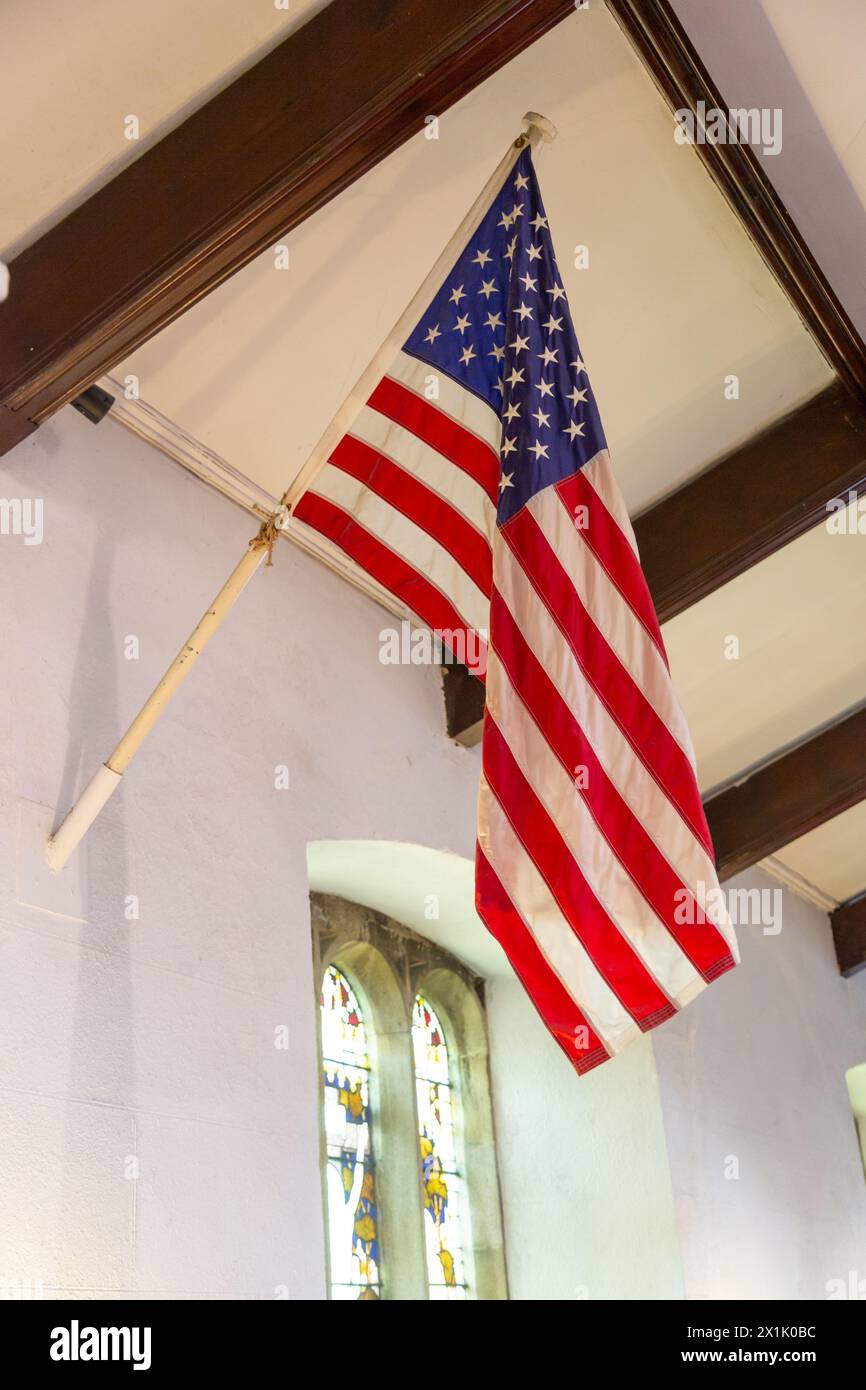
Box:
521 111 557 146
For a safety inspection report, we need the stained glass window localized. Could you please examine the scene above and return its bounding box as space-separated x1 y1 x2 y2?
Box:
320 964 381 1299
412 994 468 1298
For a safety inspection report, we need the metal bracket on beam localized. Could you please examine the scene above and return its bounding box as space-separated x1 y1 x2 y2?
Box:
70 385 115 424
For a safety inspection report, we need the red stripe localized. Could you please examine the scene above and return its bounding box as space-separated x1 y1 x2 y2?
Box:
294 491 486 677
330 433 491 597
502 507 713 857
490 589 736 982
482 714 676 1030
369 376 499 504
475 846 610 1075
555 470 668 668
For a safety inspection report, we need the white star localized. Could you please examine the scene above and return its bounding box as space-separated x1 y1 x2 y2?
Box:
478 278 498 300
543 314 563 334
509 333 530 355
489 342 505 361
459 345 477 365
472 248 491 268
528 440 549 461
514 172 530 191
485 311 504 330
454 313 471 333
564 419 586 441
520 271 538 292
539 346 558 366
506 366 525 389
567 385 587 406
449 284 465 305
504 236 518 261
424 324 441 344
531 213 548 232
501 435 517 457
532 407 550 429
536 379 555 398
527 243 543 261
497 210 515 230
499 471 514 492
549 284 567 302
503 402 521 422
509 202 524 222
514 301 534 322
571 356 586 373
494 377 505 395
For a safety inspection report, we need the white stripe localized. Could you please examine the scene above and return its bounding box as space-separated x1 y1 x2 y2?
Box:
349 405 496 544
386 350 502 456
529 483 696 765
309 466 490 635
477 773 641 1053
486 649 707 1008
582 451 640 559
493 538 735 949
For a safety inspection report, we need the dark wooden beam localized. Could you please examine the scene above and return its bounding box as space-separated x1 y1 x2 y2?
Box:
634 381 866 623
0 0 573 453
831 892 866 978
443 665 486 746
705 705 866 883
606 0 866 399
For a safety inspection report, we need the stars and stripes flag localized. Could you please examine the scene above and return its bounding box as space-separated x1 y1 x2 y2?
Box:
294 130 738 1074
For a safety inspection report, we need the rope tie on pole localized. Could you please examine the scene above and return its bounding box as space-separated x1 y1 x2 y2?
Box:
250 503 290 566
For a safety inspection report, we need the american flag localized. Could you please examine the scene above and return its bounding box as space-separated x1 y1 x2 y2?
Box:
294 138 739 1073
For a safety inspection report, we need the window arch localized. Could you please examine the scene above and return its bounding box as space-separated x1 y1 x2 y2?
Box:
320 964 381 1299
311 891 508 1300
413 994 467 1298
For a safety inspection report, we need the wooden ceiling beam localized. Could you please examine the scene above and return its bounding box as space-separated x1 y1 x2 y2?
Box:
705 705 866 883
831 892 866 978
0 0 574 454
634 381 866 623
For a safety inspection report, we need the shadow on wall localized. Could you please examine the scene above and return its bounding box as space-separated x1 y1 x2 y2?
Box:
52 502 136 1291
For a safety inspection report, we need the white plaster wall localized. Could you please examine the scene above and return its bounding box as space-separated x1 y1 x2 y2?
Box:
486 981 685 1301
652 868 866 1300
0 408 482 1299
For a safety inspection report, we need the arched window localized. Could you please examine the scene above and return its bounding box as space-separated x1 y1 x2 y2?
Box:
412 994 468 1299
311 891 508 1300
320 964 381 1299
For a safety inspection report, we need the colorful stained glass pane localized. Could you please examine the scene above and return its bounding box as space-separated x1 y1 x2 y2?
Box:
321 965 381 1299
412 995 467 1299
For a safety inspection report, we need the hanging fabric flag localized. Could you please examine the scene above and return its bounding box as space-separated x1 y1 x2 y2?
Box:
293 123 739 1075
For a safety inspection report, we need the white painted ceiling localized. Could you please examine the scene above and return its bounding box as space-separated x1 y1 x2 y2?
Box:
7 1 863 909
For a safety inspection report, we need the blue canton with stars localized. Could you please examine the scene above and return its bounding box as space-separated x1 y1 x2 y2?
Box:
403 145 606 526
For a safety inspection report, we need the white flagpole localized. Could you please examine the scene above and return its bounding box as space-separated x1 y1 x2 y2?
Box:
46 112 557 872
